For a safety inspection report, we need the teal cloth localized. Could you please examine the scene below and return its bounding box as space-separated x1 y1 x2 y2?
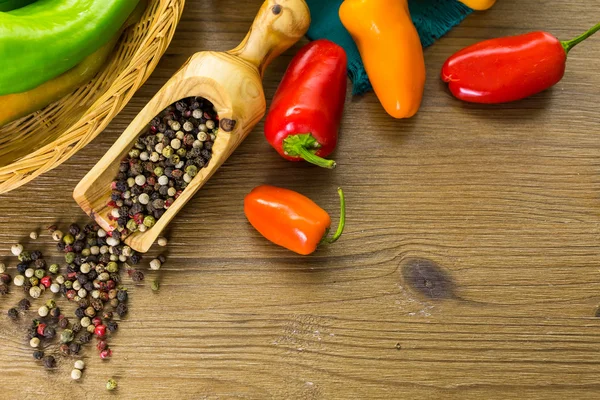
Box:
305 0 472 94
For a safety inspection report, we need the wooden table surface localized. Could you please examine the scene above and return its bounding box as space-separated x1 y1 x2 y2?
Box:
1 0 599 398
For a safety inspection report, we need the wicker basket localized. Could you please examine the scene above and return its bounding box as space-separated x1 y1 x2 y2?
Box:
0 0 184 194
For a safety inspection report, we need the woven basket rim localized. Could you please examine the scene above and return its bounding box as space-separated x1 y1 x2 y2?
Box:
0 0 184 194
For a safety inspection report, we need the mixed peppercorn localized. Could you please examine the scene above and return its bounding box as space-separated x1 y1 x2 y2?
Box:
107 96 218 237
4 222 166 384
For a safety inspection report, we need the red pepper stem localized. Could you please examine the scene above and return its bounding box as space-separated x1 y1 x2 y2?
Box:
282 133 337 169
294 145 337 169
321 188 346 245
562 22 600 54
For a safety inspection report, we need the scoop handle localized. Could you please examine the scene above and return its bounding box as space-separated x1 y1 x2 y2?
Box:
228 0 311 77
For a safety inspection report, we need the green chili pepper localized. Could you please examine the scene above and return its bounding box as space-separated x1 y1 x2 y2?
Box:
0 0 36 12
0 0 140 96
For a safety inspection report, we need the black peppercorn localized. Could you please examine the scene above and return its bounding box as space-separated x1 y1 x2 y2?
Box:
78 331 92 344
73 240 85 253
157 254 167 264
77 274 89 285
130 269 144 283
72 321 82 333
56 242 66 252
107 321 118 333
129 254 141 265
75 307 85 319
17 263 28 274
0 284 8 295
69 223 81 236
116 303 128 318
204 141 213 151
43 355 56 369
7 307 18 320
78 298 90 308
117 290 128 302
59 317 69 329
50 307 61 319
30 250 42 260
43 326 56 340
34 258 46 269
18 298 31 311
33 350 44 360
69 343 81 355
91 299 104 311
84 282 94 292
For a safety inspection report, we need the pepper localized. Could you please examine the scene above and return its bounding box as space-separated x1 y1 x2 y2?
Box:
457 0 495 11
244 185 346 255
0 0 35 11
441 22 600 104
0 0 140 95
339 0 425 119
264 40 347 169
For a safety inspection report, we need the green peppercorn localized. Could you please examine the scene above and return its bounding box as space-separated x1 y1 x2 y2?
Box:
170 154 181 164
162 146 174 158
153 166 164 176
129 149 140 158
48 264 59 274
29 277 39 286
63 233 75 245
46 299 56 309
185 165 199 177
18 251 31 262
176 148 187 157
34 269 45 279
60 329 74 343
106 378 118 391
81 248 91 257
65 252 75 264
143 215 156 228
126 219 138 232
64 280 73 289
106 262 119 273
151 280 160 291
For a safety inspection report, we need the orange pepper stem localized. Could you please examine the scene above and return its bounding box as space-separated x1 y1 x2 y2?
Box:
320 187 346 245
562 22 600 54
283 133 337 169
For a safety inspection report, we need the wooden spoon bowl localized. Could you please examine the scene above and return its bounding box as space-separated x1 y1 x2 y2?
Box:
74 0 310 253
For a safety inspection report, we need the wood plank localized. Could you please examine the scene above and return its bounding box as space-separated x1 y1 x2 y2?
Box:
0 0 599 398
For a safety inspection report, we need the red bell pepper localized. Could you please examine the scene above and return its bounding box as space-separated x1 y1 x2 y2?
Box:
441 22 600 104
265 39 347 169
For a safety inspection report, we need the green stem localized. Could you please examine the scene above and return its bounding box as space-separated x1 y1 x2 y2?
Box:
321 188 346 245
294 146 337 169
562 22 600 54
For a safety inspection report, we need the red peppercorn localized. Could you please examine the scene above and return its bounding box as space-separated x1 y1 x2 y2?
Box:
147 176 156 186
99 348 112 359
106 280 116 290
97 340 107 351
165 199 173 208
133 213 144 225
37 323 47 336
107 200 117 208
94 324 107 338
66 289 77 300
67 272 77 279
92 317 102 327
111 181 118 190
175 190 183 200
40 276 52 288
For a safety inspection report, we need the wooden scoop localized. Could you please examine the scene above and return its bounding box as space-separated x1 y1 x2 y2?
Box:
74 0 311 253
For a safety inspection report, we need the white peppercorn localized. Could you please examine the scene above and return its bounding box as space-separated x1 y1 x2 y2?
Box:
110 208 120 218
97 229 107 238
25 268 34 278
140 151 149 161
157 237 168 247
138 193 150 205
100 245 109 254
80 263 91 274
72 281 82 291
135 175 146 186
29 231 38 240
158 175 169 186
0 263 6 274
150 152 160 162
198 124 208 133
206 119 215 130
50 283 60 293
118 255 127 262
210 133 216 141
171 138 182 150
30 286 42 298
71 369 82 380
106 236 120 247
51 230 64 241
14 275 25 287
80 317 91 328
183 121 194 132
170 121 181 131
74 360 85 370
155 143 164 154
38 306 49 317
167 187 177 197
138 224 148 233
109 254 118 262
183 173 192 183
30 337 40 348
78 288 87 298
149 259 162 270
11 244 23 256
176 130 184 140
90 246 100 255
192 140 203 148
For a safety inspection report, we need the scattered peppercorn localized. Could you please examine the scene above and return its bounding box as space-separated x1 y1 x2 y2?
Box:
18 298 31 311
106 378 118 391
33 350 44 360
7 307 18 320
43 355 56 369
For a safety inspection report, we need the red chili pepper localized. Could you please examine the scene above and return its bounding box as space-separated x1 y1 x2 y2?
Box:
265 39 347 169
244 185 346 255
442 23 600 104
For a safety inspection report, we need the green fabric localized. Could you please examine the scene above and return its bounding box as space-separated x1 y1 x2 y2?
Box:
305 0 472 94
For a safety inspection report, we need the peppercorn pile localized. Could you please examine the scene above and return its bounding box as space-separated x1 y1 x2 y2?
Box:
107 96 218 236
5 223 166 378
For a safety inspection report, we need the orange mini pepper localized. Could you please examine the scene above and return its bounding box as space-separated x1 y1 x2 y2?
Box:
457 0 496 11
339 0 425 119
244 186 346 255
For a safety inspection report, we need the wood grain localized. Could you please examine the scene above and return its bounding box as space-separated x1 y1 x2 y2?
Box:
1 0 600 398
